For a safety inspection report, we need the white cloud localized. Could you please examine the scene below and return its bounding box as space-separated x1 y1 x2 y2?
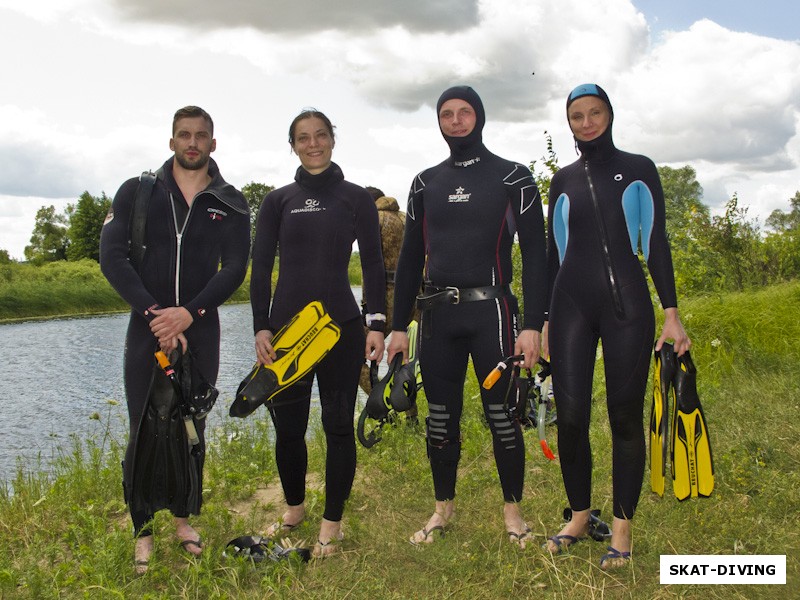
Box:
1 0 799 259
616 20 800 167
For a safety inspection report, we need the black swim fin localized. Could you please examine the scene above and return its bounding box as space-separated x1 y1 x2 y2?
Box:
129 347 202 517
357 353 403 448
650 342 675 496
357 320 422 448
671 350 714 500
230 301 341 418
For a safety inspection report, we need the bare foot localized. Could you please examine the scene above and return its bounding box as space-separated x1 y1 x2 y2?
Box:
175 517 203 556
265 504 306 537
600 517 633 570
544 508 590 554
504 502 532 548
410 500 455 545
134 534 153 575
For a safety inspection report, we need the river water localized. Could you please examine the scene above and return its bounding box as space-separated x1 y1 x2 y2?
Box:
0 297 369 482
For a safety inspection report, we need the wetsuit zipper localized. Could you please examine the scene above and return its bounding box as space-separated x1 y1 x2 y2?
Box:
170 192 195 306
583 161 626 319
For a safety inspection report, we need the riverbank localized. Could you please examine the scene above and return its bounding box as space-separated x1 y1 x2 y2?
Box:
1 282 798 598
0 255 367 323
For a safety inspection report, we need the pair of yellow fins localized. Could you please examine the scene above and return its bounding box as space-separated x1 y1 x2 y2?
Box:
229 301 341 418
650 342 714 500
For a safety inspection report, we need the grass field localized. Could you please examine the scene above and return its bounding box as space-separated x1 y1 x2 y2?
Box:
0 282 797 598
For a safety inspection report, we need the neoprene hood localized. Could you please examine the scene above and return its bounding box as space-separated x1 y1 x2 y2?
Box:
436 85 486 157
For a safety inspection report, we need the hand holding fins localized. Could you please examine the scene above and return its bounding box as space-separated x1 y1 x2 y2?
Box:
230 301 341 418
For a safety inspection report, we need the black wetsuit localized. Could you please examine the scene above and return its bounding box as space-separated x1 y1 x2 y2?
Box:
393 87 547 503
547 124 677 520
250 162 385 521
100 157 250 534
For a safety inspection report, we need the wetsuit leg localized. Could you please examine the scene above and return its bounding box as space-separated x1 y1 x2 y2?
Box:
418 306 468 501
123 315 158 535
268 381 312 508
124 314 220 534
315 318 365 521
467 298 525 502
549 292 599 513
599 283 654 519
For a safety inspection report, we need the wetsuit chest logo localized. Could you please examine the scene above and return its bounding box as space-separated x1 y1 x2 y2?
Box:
208 207 227 221
448 186 471 203
290 198 326 214
614 173 624 182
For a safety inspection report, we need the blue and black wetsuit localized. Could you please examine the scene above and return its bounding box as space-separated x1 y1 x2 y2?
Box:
250 162 385 522
100 157 250 534
393 86 547 503
547 85 678 520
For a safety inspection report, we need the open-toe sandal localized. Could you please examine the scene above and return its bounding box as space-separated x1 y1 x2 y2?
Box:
312 531 344 559
600 546 631 570
543 534 585 554
410 524 446 546
178 538 203 556
507 526 532 549
265 520 302 538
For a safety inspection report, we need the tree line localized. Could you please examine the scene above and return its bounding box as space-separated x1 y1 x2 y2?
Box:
3 162 799 296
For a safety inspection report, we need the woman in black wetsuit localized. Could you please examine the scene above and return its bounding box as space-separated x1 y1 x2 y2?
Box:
249 109 386 557
543 84 690 569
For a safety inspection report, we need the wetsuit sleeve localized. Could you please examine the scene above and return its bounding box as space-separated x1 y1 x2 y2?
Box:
182 195 250 319
641 160 678 309
355 191 387 326
99 178 161 320
510 165 547 330
391 173 427 330
250 191 280 333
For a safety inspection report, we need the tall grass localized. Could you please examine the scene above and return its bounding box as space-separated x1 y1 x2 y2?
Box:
0 282 797 598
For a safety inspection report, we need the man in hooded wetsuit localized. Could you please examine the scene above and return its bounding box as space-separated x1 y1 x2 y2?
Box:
388 86 547 546
100 106 250 572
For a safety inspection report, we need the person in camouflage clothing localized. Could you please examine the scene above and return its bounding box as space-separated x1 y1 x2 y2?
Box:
359 186 416 395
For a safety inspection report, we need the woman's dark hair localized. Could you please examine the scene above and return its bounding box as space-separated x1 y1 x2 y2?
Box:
288 109 336 145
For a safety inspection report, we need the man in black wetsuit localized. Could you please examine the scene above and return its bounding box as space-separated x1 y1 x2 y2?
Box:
100 106 250 572
388 86 547 547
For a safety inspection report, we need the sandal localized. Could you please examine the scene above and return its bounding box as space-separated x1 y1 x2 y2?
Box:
543 534 584 554
178 538 203 556
264 520 302 538
134 535 153 575
409 524 446 546
600 545 632 570
312 531 345 559
507 526 532 549
134 559 149 575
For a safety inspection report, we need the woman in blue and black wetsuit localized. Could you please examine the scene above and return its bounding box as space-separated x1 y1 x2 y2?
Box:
250 109 386 558
542 84 691 569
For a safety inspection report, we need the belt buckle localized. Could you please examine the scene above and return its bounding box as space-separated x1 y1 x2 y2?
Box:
446 286 460 304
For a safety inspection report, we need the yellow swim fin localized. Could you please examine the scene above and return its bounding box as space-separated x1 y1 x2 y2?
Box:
649 342 675 496
671 350 714 500
230 301 341 418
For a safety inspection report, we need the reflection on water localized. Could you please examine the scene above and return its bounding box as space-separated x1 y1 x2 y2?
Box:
0 295 368 481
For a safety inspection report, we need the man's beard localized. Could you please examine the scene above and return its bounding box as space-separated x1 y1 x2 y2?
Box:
175 152 210 171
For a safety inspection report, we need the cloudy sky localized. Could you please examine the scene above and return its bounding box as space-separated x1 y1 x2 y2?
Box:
1 0 798 259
